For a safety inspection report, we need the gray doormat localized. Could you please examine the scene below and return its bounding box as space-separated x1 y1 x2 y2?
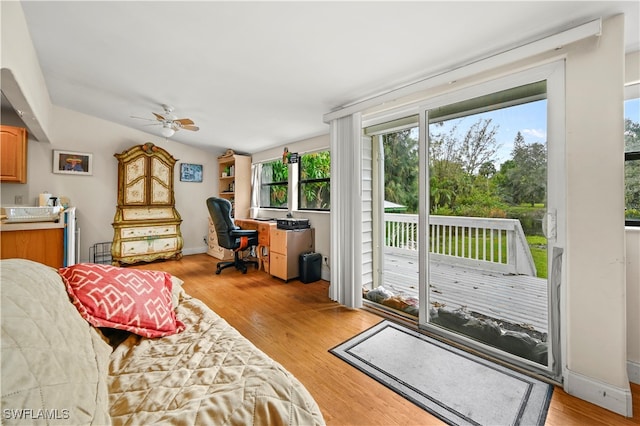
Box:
330 320 553 426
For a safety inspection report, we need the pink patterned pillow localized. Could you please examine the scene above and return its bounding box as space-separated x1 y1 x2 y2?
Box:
59 263 185 338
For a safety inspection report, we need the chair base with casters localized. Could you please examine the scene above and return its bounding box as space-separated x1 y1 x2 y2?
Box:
207 196 259 275
216 246 259 274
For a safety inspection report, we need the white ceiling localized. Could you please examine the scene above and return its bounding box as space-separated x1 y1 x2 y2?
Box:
18 1 640 154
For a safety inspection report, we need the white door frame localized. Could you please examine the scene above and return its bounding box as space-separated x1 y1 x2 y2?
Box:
414 61 566 381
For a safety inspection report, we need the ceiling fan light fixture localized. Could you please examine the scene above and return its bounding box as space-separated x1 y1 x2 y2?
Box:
161 125 175 138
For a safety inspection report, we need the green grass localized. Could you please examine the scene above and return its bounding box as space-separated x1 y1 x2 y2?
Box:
526 235 548 279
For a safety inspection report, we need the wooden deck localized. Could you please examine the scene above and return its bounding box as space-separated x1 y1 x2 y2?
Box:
381 251 548 333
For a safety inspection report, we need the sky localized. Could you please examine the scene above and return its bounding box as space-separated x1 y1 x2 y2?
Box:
431 97 640 166
431 100 547 167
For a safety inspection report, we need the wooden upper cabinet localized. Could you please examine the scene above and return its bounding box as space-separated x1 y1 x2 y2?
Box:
117 143 175 206
0 125 28 183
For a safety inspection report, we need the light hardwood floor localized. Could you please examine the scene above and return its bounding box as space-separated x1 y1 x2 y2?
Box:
130 254 639 426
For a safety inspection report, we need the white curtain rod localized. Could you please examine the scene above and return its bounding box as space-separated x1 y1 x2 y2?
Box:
323 18 602 123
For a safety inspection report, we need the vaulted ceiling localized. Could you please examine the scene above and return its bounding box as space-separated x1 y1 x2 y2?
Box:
16 1 640 153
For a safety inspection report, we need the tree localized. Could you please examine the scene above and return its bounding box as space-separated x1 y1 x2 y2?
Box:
625 118 640 152
260 159 288 207
459 118 500 175
383 129 419 213
500 132 547 206
427 118 501 214
300 151 331 209
478 161 497 178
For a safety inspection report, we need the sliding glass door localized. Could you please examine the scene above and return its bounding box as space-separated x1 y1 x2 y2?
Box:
369 62 565 380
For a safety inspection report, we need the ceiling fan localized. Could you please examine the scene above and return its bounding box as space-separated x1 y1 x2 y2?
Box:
132 104 199 138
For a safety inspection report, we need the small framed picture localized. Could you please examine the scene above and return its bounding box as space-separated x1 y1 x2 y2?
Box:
180 163 203 182
52 150 93 175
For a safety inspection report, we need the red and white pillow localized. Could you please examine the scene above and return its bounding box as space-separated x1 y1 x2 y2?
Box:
59 263 185 338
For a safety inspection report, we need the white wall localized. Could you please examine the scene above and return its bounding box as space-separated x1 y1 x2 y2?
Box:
252 134 331 280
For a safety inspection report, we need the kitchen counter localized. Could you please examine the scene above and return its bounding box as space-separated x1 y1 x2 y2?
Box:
0 220 65 231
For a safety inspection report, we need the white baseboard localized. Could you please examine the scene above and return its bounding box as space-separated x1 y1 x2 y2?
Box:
183 247 207 256
628 360 640 385
321 265 330 281
565 369 633 417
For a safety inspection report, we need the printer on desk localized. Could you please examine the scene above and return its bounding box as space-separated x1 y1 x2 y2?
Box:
276 218 310 230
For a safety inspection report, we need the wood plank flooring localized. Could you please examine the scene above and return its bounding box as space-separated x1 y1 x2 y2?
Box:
130 254 639 426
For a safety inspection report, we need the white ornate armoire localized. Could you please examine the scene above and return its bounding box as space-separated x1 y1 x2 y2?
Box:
111 143 183 265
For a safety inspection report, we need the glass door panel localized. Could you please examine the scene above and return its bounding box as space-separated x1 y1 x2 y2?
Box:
420 79 558 375
366 123 421 318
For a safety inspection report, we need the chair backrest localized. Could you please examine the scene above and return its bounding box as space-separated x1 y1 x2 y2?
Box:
206 197 236 249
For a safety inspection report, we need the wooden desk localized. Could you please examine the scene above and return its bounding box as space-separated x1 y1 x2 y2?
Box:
234 218 277 272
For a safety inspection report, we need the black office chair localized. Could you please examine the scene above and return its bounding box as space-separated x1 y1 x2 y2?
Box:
206 197 259 274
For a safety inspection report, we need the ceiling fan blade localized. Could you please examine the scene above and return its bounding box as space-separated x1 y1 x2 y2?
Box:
152 112 166 121
182 125 199 131
130 115 155 121
174 118 194 125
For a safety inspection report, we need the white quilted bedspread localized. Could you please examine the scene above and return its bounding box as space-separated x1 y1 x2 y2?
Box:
108 293 325 426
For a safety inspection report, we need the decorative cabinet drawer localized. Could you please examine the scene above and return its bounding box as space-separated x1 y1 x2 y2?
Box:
206 217 234 260
121 237 178 256
207 244 234 260
122 207 175 221
121 225 176 238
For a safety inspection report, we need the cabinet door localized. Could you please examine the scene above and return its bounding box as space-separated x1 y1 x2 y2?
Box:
0 126 27 183
150 157 171 204
124 156 146 204
0 229 63 268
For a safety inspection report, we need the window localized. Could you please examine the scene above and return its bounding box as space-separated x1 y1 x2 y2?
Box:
259 159 288 208
298 150 331 210
625 84 640 226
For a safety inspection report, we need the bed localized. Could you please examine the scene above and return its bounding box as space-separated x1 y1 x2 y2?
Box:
1 258 325 425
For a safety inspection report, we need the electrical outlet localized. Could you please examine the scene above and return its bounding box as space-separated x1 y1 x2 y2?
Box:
14 195 23 204
323 256 329 266
203 235 208 245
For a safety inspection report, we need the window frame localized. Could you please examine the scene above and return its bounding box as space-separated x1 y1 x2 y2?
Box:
258 159 289 209
625 83 640 227
297 149 331 211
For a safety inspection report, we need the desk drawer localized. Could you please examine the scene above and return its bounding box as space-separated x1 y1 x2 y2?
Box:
270 252 287 280
257 223 271 246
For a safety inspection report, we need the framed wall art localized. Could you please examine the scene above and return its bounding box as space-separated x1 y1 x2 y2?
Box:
53 150 93 175
180 163 203 182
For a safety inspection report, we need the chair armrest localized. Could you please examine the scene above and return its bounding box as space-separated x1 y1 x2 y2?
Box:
230 229 258 237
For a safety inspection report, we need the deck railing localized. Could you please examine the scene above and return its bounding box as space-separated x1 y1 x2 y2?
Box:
384 213 536 276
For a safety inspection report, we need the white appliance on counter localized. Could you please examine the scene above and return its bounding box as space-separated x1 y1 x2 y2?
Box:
63 207 79 266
